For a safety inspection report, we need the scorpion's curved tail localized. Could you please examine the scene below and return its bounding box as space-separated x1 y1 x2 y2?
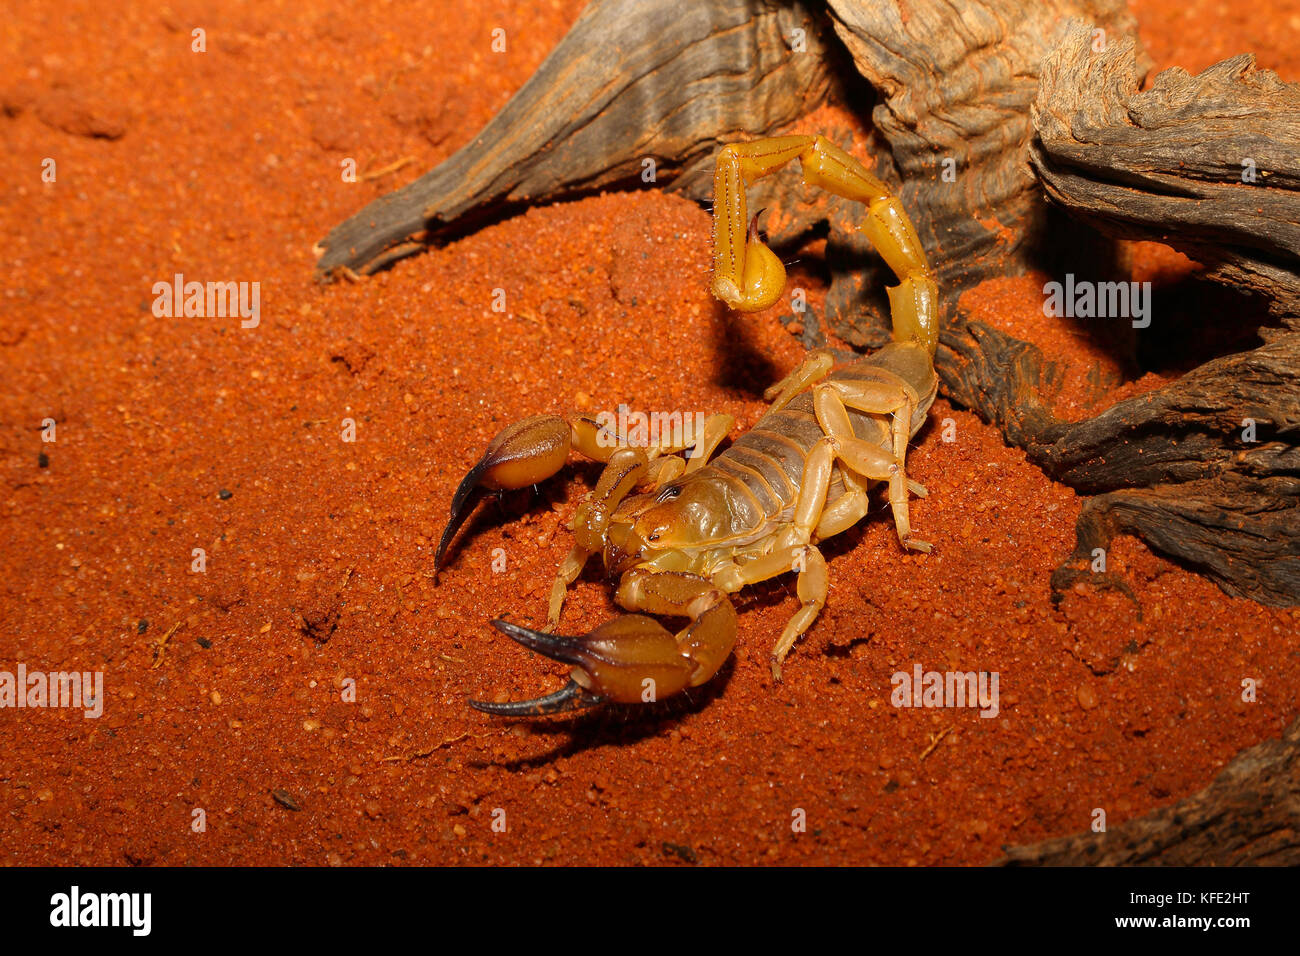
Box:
711 133 939 358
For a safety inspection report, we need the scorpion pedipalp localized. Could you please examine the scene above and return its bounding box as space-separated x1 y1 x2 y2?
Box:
472 570 741 711
477 614 699 708
434 412 638 575
434 414 575 574
469 621 603 715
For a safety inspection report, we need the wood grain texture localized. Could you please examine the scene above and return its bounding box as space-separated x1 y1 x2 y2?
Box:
314 0 835 277
998 716 1300 865
938 321 1300 606
1031 23 1300 324
819 0 1146 346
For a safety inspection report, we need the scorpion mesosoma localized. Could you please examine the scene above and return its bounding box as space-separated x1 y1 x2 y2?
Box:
435 135 939 715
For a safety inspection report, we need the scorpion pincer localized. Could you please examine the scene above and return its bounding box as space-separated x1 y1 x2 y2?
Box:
435 135 939 716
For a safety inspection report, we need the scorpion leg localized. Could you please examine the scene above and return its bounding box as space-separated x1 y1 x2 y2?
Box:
544 445 652 629
813 471 872 539
812 379 931 552
472 570 738 713
646 454 685 487
763 349 834 412
682 413 734 473
717 541 831 681
543 544 590 633
772 547 828 680
712 134 938 355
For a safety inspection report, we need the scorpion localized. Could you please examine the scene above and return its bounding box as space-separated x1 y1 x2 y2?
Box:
435 135 939 715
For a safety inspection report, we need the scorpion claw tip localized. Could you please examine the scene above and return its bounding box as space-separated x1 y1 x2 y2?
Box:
469 678 604 717
490 618 590 667
433 460 491 574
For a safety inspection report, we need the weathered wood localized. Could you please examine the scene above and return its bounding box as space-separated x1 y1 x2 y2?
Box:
958 25 1300 606
315 0 1146 309
821 0 1146 345
997 716 1300 865
314 0 837 277
938 321 1300 606
1032 24 1300 324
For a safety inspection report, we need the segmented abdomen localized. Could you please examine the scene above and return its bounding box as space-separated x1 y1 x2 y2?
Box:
702 363 897 522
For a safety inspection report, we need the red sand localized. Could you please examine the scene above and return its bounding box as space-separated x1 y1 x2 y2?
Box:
1 0 1296 865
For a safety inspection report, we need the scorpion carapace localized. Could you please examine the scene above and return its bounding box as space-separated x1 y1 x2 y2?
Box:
436 134 939 716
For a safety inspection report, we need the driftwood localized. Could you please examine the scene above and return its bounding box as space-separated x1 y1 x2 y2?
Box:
1032 34 1300 322
1005 26 1300 606
998 716 1300 864
314 0 839 276
817 0 1145 341
939 321 1300 606
316 0 1142 326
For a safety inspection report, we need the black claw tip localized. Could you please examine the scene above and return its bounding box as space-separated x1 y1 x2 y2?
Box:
490 619 589 667
469 678 604 717
433 459 490 574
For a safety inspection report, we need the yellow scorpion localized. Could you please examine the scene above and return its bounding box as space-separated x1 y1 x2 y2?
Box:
435 135 939 715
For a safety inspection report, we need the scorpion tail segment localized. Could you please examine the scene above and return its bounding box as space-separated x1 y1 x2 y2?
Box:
433 415 573 575
488 616 695 706
711 145 787 313
858 194 940 356
885 273 940 357
469 678 604 717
